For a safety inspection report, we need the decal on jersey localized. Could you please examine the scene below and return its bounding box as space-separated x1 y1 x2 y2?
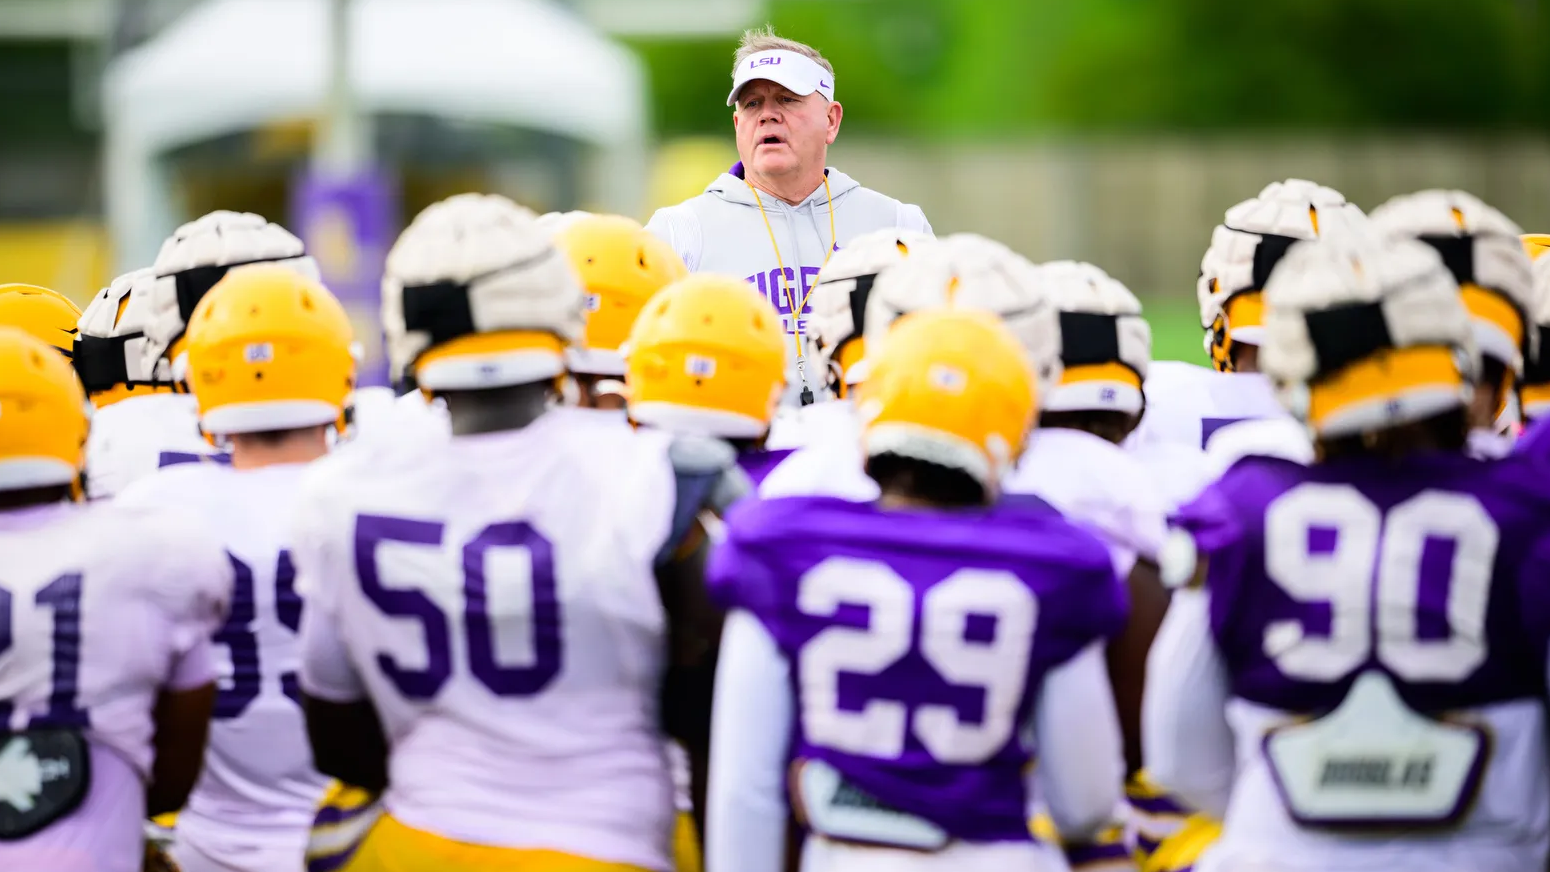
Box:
1199 417 1250 449
157 451 233 469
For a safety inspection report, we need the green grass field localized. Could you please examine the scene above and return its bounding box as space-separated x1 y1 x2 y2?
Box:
1140 296 1206 364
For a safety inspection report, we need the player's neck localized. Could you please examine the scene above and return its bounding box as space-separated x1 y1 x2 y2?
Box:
444 382 553 436
745 166 825 207
229 427 330 470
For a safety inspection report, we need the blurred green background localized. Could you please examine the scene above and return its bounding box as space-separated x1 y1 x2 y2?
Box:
3 0 1549 366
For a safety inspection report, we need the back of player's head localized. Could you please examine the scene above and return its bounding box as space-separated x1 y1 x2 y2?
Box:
0 283 81 358
143 210 319 380
551 213 687 377
0 327 88 494
857 307 1037 499
75 267 178 408
624 273 785 439
1261 230 1476 442
382 193 585 392
1198 178 1368 372
806 228 933 396
859 233 1062 398
1369 190 1533 394
183 264 356 438
1036 260 1151 418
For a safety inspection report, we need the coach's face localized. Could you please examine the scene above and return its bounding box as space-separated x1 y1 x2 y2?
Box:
733 80 843 181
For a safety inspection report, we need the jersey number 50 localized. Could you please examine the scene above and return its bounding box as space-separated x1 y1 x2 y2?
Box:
1264 485 1496 682
798 558 1037 765
355 514 562 700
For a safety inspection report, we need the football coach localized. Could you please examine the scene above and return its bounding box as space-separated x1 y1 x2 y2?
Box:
646 26 933 403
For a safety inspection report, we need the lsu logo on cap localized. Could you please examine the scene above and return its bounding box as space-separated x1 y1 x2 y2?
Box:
751 56 782 69
244 342 274 363
685 354 717 378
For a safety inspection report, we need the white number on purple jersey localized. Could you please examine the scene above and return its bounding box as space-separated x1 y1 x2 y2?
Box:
1264 485 1495 682
797 558 1037 765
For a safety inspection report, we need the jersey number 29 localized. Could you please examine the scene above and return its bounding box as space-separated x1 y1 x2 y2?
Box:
797 557 1036 765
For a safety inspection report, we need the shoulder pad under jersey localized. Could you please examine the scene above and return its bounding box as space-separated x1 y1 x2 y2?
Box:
658 435 752 565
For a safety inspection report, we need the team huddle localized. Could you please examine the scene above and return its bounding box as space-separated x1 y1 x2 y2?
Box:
1 176 1549 872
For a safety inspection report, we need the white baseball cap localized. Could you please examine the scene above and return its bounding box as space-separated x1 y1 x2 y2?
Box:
727 50 835 107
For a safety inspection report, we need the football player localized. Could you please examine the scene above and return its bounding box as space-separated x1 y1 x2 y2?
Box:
114 265 354 872
1128 180 1366 492
763 228 932 449
758 232 1051 501
625 273 789 487
0 326 231 872
705 306 1127 872
0 283 81 355
1146 230 1550 871
996 261 1181 859
83 212 319 499
293 193 723 872
1369 190 1534 457
76 267 217 500
552 213 688 412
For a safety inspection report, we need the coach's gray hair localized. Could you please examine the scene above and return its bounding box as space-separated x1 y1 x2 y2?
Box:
733 25 835 78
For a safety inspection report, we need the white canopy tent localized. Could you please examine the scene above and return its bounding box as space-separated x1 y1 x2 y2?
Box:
103 0 649 272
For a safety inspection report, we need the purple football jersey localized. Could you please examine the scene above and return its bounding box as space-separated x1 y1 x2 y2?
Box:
737 447 796 489
1174 452 1550 715
708 496 1126 842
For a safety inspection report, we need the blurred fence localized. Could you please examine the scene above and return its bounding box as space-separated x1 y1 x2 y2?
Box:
827 134 1550 300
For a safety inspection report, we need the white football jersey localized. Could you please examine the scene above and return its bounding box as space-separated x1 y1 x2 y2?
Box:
294 407 680 871
0 501 230 872
1005 427 1168 577
759 400 874 499
116 463 331 871
1129 360 1287 452
85 393 221 500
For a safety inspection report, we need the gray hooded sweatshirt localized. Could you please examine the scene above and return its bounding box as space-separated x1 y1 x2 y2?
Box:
646 164 933 402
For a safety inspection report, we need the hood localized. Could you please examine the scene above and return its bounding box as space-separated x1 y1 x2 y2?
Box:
704 164 862 209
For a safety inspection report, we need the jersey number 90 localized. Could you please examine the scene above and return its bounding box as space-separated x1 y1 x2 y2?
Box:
1263 485 1496 683
355 514 562 700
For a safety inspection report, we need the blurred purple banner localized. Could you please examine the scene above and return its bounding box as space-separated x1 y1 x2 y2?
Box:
291 167 397 387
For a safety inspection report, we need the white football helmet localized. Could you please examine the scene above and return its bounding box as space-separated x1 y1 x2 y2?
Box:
1521 254 1550 422
1198 179 1368 371
75 267 177 406
859 232 1062 401
535 210 594 237
1261 231 1477 438
381 193 585 391
805 228 934 394
1037 260 1151 416
1368 189 1534 382
142 211 319 379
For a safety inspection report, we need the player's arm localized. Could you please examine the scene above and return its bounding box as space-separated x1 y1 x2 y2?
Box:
298 603 389 793
1141 550 1234 819
1033 642 1126 841
705 610 791 872
654 437 753 836
145 517 232 816
146 683 216 816
1107 556 1170 776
